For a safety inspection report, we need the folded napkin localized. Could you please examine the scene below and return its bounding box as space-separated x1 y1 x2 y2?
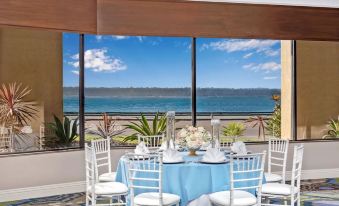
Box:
201 148 226 163
21 126 33 134
159 139 176 151
134 141 150 155
163 149 184 163
231 141 247 155
205 139 221 150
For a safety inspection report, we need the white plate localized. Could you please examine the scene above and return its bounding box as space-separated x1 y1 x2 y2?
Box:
163 160 185 164
200 159 229 164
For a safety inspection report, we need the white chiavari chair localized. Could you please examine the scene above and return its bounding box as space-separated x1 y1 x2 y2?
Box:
209 152 266 206
85 143 128 206
265 138 289 183
0 127 13 152
137 134 164 150
126 153 180 206
261 144 304 206
219 141 233 149
36 124 48 150
92 138 117 182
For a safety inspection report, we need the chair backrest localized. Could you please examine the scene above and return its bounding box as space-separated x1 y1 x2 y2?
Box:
126 153 163 206
268 138 289 183
138 134 164 150
230 152 266 206
85 143 96 194
39 124 55 150
91 138 112 180
290 144 304 194
0 127 13 150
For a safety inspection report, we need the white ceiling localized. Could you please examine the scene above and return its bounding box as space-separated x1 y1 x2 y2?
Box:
187 0 339 8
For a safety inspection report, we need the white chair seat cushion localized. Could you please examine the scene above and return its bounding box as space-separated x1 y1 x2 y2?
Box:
209 190 257 206
262 183 299 196
99 172 117 182
264 173 282 183
87 182 128 196
134 192 180 206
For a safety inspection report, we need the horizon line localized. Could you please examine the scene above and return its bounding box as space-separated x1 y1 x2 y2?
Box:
63 86 281 89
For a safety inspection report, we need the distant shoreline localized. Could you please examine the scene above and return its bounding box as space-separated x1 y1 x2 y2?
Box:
63 87 281 97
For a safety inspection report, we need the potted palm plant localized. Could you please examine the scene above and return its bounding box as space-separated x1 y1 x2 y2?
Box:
0 83 37 131
222 122 246 142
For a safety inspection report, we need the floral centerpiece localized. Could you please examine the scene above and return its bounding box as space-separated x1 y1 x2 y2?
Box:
176 126 212 156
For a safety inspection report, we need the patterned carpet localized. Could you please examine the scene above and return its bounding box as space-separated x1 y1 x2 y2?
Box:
1 178 339 206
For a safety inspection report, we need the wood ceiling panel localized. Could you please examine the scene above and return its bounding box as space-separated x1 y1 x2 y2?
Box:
97 0 339 40
0 0 97 33
0 0 338 40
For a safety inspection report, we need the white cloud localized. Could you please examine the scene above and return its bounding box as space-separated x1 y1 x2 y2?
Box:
243 63 256 69
243 61 281 73
243 52 253 59
137 36 145 42
264 49 280 57
202 39 280 57
263 76 278 80
71 70 79 75
112 35 129 40
96 35 103 42
70 49 127 73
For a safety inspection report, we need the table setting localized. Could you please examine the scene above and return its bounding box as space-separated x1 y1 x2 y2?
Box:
115 125 259 206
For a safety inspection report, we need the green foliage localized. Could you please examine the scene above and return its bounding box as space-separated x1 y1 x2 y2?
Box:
322 117 339 139
223 122 246 137
124 112 166 142
48 115 78 146
266 104 281 137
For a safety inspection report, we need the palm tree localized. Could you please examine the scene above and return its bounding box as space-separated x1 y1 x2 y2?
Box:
246 116 266 140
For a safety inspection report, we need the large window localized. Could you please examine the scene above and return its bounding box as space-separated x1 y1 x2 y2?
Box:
63 35 191 146
4 28 337 155
196 38 281 142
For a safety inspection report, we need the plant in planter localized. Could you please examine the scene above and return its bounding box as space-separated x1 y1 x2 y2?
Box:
88 113 125 144
47 115 78 147
124 112 166 143
0 83 37 130
322 117 339 139
222 122 246 142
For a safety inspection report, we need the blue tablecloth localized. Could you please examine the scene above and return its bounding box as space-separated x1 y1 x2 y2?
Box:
116 152 263 206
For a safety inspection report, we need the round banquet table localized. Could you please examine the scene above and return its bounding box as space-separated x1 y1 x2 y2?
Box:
115 151 264 206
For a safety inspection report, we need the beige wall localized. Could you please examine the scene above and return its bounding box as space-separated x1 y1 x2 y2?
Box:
0 27 63 132
281 40 293 139
296 41 339 139
281 40 339 139
1 141 339 191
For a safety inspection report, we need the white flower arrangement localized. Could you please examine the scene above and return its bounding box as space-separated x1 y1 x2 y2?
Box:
176 126 212 149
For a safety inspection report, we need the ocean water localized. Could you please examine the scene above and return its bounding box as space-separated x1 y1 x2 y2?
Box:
63 96 276 113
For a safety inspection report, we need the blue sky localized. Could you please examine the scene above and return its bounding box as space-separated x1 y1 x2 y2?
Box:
63 34 281 88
